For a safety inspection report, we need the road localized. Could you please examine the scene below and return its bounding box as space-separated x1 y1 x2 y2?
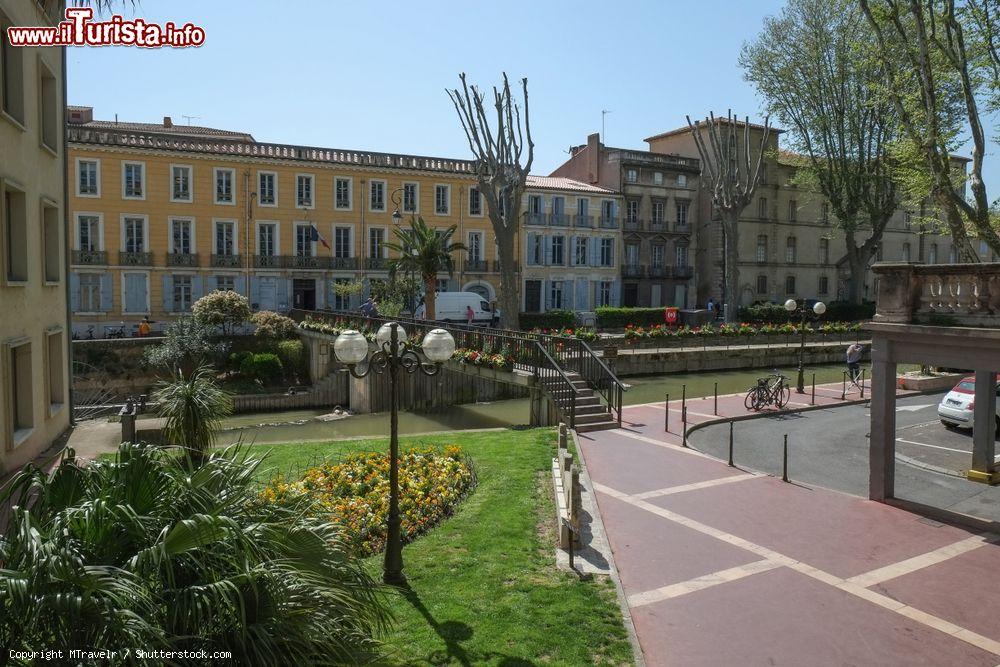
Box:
688 390 1000 524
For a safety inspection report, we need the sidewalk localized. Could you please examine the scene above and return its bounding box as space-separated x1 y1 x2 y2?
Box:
578 383 1000 666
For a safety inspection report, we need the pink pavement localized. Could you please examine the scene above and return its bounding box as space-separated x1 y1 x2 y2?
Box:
578 382 1000 666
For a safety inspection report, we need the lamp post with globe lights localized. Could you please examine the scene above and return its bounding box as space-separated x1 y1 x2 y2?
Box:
784 298 826 393
333 322 456 585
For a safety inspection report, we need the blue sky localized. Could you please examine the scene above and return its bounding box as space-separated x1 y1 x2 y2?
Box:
67 0 996 189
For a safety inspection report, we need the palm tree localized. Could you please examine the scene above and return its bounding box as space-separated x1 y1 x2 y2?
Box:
385 215 466 321
153 366 232 465
0 442 391 663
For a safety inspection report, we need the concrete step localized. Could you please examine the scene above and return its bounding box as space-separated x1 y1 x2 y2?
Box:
573 411 615 425
576 419 619 433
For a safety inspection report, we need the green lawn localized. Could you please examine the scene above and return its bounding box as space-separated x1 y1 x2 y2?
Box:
248 429 634 666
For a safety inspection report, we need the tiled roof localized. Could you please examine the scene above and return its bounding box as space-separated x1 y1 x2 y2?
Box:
526 175 617 194
74 119 255 141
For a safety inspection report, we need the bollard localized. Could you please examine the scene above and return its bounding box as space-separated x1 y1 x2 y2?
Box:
664 393 670 432
728 421 734 467
811 373 816 406
682 405 688 448
841 371 847 400
681 384 687 430
714 382 718 415
861 368 866 400
782 434 789 483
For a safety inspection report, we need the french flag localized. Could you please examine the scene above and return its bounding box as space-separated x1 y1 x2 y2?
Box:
309 224 331 250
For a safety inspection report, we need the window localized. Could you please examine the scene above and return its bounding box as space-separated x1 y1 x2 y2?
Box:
818 275 829 295
46 330 64 411
77 159 100 197
653 172 663 185
469 187 482 216
980 240 990 259
626 168 638 183
820 238 830 264
574 236 588 265
172 165 192 202
334 227 351 258
551 235 565 265
677 174 688 187
527 234 542 265
258 223 277 256
123 216 146 253
626 243 639 266
123 162 145 199
215 221 236 256
528 195 543 215
788 200 797 222
676 201 689 227
577 198 589 217
758 197 768 219
333 278 351 309
369 227 385 258
675 245 688 268
597 281 612 307
436 278 450 293
949 245 957 263
295 225 313 257
786 236 797 264
902 242 911 262
552 196 565 217
468 231 482 261
210 275 233 292
904 211 912 228
600 238 614 266
761 163 768 185
1 12 25 123
652 201 665 223
9 341 33 437
370 180 386 211
4 186 27 282
756 235 768 263
550 281 564 309
78 273 101 311
77 214 101 251
42 203 60 283
821 202 829 223
296 174 314 208
435 185 451 215
626 200 639 223
403 183 418 213
756 275 768 294
785 275 796 295
929 243 938 264
652 245 665 268
215 168 234 204
335 177 352 209
258 171 276 206
170 219 193 254
173 275 194 312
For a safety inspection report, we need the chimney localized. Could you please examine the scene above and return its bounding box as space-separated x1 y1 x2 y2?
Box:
163 116 173 128
66 106 93 124
586 132 601 185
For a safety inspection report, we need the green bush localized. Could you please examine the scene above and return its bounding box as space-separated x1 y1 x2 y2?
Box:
519 310 577 330
229 350 253 371
276 339 306 377
595 307 666 329
241 352 284 385
738 301 875 323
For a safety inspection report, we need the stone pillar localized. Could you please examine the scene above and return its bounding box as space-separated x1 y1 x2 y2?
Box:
970 369 997 480
558 423 568 449
869 345 897 501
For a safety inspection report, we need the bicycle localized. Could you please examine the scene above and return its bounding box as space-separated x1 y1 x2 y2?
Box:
744 372 791 411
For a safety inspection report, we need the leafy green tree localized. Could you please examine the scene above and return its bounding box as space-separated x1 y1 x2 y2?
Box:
192 290 251 334
143 316 224 377
0 442 390 663
370 276 423 318
385 216 466 321
153 366 232 464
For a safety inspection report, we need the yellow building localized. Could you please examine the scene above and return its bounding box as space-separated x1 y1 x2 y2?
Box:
0 0 69 474
66 108 506 333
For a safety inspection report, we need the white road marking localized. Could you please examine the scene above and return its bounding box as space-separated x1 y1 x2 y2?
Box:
896 438 970 455
627 559 780 608
846 534 1000 588
897 404 936 412
634 473 757 500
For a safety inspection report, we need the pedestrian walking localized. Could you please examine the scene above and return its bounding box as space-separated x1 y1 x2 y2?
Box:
466 304 475 326
360 297 374 318
846 342 865 384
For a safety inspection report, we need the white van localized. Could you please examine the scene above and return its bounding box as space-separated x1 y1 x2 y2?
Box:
415 292 493 324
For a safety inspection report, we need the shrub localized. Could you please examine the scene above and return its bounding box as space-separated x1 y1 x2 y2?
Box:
192 290 251 334
241 352 284 384
518 310 577 330
252 310 297 339
143 316 225 376
229 350 253 371
596 306 667 329
276 339 306 376
738 301 875 323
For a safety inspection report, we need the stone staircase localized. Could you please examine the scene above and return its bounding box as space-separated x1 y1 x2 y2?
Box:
544 371 619 433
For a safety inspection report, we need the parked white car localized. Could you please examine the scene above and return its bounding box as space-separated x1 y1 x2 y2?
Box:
937 376 1000 434
414 292 494 324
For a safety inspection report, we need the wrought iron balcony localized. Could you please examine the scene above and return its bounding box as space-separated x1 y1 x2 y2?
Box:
622 264 646 278
366 257 390 271
167 252 199 267
673 266 694 279
574 215 593 228
211 254 242 268
674 222 691 234
648 266 667 278
465 259 488 272
72 249 107 265
599 216 618 229
330 256 358 270
649 220 667 233
525 213 546 226
549 213 570 227
255 254 282 269
623 219 643 232
289 255 326 270
118 251 152 266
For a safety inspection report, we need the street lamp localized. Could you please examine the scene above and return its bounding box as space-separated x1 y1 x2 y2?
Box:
333 323 456 585
390 188 403 226
784 298 826 393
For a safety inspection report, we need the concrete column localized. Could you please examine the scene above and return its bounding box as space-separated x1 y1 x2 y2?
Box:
869 353 897 501
970 369 997 477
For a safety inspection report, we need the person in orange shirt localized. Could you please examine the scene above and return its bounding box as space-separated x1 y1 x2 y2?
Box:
137 316 152 337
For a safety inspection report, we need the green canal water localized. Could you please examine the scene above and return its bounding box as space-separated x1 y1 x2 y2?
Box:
217 363 863 445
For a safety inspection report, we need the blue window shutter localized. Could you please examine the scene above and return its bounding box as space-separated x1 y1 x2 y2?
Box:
543 280 552 311
250 277 260 310
69 273 80 312
592 280 599 308
99 273 113 312
611 280 621 307
591 240 600 266
525 233 534 265
192 275 204 301
543 236 552 265
576 278 588 310
277 278 290 311
235 276 246 295
569 236 577 266
564 280 574 311
162 275 172 312
207 275 218 292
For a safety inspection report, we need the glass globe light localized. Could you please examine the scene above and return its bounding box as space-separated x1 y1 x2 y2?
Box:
333 330 369 365
422 328 456 363
376 322 407 355
813 301 827 316
784 299 798 312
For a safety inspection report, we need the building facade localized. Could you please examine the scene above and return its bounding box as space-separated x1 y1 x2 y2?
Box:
551 133 699 308
521 176 622 316
0 0 70 474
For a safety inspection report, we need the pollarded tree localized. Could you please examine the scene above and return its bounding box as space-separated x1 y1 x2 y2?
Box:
686 112 771 322
448 73 534 330
741 0 898 304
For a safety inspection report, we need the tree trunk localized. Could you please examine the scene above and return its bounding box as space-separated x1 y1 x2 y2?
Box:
424 276 437 321
934 189 979 262
844 245 868 305
722 210 740 323
496 232 520 330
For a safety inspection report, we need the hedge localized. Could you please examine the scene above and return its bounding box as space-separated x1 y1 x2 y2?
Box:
737 301 875 324
518 310 577 330
240 352 284 385
595 307 667 329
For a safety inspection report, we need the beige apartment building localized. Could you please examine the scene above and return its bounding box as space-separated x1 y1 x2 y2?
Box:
0 0 70 474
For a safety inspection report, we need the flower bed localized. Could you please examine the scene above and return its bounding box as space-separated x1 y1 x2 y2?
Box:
529 327 599 343
622 321 863 344
261 446 475 555
452 347 516 371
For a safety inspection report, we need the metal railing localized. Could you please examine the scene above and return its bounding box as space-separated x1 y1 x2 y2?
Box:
167 252 198 267
211 254 241 268
118 251 151 266
574 215 593 228
465 259 488 272
72 249 107 265
550 213 570 227
599 216 619 229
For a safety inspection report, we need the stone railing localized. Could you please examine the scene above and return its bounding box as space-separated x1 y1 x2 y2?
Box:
872 262 1000 327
